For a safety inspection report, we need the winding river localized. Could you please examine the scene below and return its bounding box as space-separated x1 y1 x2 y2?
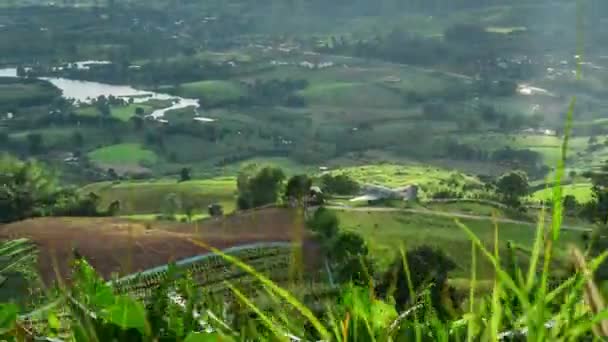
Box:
0 67 212 122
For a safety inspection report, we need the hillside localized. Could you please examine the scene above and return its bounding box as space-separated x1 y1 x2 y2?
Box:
0 208 317 283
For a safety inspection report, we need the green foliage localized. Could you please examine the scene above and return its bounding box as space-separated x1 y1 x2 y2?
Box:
180 167 192 182
307 207 339 241
320 174 360 196
0 155 102 222
495 170 529 207
377 246 456 313
284 174 312 202
236 164 285 210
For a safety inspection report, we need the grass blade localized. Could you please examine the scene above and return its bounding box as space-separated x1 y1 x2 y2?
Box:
225 281 289 341
188 238 331 340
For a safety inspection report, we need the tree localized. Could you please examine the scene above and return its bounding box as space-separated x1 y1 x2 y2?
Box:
582 161 608 224
179 168 191 182
236 165 285 209
26 133 44 154
71 131 84 147
563 195 578 212
107 168 119 180
376 246 456 313
321 174 359 195
0 155 100 222
495 171 529 207
284 174 312 203
131 115 144 131
161 193 181 220
307 207 339 241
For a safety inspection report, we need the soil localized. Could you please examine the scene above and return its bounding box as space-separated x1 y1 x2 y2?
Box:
0 208 319 285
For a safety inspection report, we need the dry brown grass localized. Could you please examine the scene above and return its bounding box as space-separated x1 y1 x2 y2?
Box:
0 208 318 284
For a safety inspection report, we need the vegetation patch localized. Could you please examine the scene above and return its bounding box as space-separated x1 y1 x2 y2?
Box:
532 182 594 203
329 163 482 189
87 143 158 166
81 177 236 215
177 80 245 106
0 77 61 108
335 209 583 278
298 82 405 108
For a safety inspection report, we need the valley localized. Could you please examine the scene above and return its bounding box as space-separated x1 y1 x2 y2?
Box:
1 0 608 340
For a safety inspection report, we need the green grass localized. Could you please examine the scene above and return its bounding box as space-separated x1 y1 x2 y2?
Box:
81 177 236 214
458 133 590 166
329 163 482 189
335 209 583 279
75 103 156 122
0 78 60 107
177 80 245 106
298 82 405 108
87 143 158 165
532 183 593 203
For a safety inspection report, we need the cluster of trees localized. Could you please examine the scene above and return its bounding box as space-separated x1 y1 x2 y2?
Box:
235 165 362 210
236 165 286 210
319 174 360 195
579 162 608 225
0 155 104 223
442 141 548 178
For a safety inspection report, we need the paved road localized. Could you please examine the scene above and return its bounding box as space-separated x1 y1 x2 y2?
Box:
325 205 593 232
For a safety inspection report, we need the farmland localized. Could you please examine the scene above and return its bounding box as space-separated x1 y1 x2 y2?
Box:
0 208 315 283
334 208 586 279
87 143 159 166
81 177 237 215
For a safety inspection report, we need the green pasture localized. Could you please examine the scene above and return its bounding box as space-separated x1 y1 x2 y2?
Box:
74 102 164 122
87 143 158 165
458 133 589 166
532 183 594 203
81 177 236 215
329 163 482 189
0 79 60 107
177 80 245 106
298 82 405 109
335 209 583 279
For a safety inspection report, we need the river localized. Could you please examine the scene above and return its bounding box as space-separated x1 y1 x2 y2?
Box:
0 67 213 122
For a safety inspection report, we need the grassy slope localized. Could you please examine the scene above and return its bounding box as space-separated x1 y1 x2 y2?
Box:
177 80 245 106
87 143 158 165
81 177 237 215
458 133 589 167
75 103 160 122
298 82 405 108
532 182 593 203
335 209 583 279
329 163 481 188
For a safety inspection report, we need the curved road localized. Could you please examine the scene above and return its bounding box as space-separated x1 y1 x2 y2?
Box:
325 205 593 232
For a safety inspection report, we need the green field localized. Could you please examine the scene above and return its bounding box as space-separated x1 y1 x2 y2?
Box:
177 80 245 106
458 133 590 166
81 177 236 215
0 78 61 107
329 163 482 190
298 82 405 108
75 102 165 122
532 183 594 203
335 209 584 279
87 143 158 165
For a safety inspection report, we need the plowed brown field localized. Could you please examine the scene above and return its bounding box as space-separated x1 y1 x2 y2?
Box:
0 208 318 284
